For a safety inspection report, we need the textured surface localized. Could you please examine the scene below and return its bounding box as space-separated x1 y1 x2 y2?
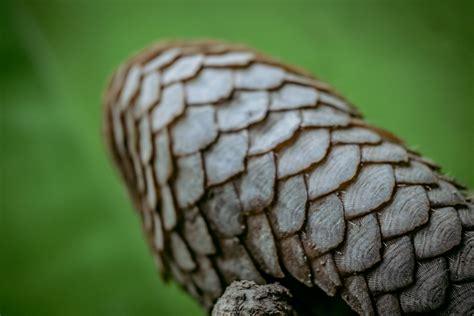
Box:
212 280 295 316
103 40 473 315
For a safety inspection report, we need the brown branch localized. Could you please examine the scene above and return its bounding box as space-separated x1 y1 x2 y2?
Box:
212 280 296 316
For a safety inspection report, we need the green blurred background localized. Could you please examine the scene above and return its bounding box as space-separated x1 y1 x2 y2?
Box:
1 1 473 315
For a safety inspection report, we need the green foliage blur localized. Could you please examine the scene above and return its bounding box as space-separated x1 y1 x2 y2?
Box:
1 1 473 315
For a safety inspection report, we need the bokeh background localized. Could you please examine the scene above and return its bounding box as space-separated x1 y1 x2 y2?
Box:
1 1 473 315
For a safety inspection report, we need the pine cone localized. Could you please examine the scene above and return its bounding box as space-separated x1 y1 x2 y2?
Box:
103 40 474 315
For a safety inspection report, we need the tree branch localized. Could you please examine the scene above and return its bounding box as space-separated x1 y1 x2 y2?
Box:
212 280 296 316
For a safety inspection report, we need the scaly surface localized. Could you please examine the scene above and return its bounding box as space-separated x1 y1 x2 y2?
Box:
104 40 474 315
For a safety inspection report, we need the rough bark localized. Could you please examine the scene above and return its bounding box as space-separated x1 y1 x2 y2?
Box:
212 281 295 316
